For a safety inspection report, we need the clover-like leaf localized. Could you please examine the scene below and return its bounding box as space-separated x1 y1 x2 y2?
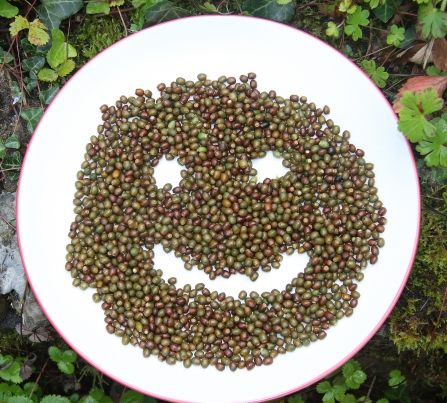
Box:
362 59 389 88
387 24 405 47
0 0 18 17
10 16 29 36
40 396 70 403
344 7 369 41
20 107 44 133
86 2 110 14
326 22 340 37
56 59 75 77
397 88 444 142
49 347 77 374
38 0 83 30
416 118 447 166
339 0 356 14
417 1 447 39
388 369 406 387
242 0 295 23
363 0 382 9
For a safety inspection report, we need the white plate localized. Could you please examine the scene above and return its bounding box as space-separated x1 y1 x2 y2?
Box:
17 15 420 403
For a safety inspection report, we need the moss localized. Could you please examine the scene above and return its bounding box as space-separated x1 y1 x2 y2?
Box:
70 16 126 65
388 193 447 354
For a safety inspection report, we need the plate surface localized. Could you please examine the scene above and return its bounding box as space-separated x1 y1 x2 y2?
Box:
17 15 420 403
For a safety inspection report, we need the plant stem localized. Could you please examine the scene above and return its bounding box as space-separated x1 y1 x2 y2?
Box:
441 0 447 12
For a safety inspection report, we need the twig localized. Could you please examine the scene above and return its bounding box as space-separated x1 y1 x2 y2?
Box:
118 386 127 402
29 357 50 399
20 282 29 337
352 45 394 61
364 376 376 403
117 7 128 37
234 0 243 13
0 212 16 231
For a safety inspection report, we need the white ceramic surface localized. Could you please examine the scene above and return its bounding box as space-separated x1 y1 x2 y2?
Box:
17 15 420 403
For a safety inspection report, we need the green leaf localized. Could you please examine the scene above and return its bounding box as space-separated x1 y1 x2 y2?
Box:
8 397 33 403
0 0 18 17
362 59 389 88
277 0 292 3
242 0 295 23
22 56 45 73
416 118 447 167
199 1 218 12
0 360 22 383
120 390 145 403
342 362 355 378
0 139 5 159
332 385 346 401
397 88 444 142
20 107 44 133
10 81 23 104
344 7 369 41
363 0 382 9
339 0 356 14
142 397 156 403
10 16 30 36
61 350 77 363
38 68 58 82
0 47 13 64
326 22 340 37
21 38 35 53
373 0 402 23
417 1 447 39
383 385 410 402
376 399 389 403
9 384 24 396
57 361 74 374
398 26 416 48
39 86 59 104
89 388 104 401
340 395 357 403
426 65 447 76
28 19 50 46
40 396 70 403
142 1 191 27
47 28 74 68
387 24 405 47
317 381 332 394
343 44 354 57
86 2 110 14
70 394 80 403
38 0 84 30
56 59 75 77
288 395 305 403
352 370 367 385
0 355 13 367
81 396 99 403
5 134 20 149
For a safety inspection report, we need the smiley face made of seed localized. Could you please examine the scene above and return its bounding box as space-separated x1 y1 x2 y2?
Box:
66 73 386 371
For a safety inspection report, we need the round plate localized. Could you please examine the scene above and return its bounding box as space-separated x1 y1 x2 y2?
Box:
17 15 420 403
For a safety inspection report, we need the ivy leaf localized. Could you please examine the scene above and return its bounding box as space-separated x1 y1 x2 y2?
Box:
417 2 447 39
387 24 405 47
86 2 110 14
5 134 20 149
120 390 145 403
22 56 45 73
397 88 443 142
47 28 76 68
242 0 296 23
142 1 190 27
388 369 406 387
344 7 369 41
28 19 50 46
398 26 416 48
0 140 5 159
38 68 58 82
0 47 13 64
326 22 340 37
373 0 403 23
56 59 75 76
362 59 389 88
0 0 18 17
40 396 70 403
10 16 30 36
39 86 59 104
38 0 84 30
20 107 44 133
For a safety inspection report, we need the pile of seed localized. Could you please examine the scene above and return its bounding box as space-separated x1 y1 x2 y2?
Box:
65 73 386 371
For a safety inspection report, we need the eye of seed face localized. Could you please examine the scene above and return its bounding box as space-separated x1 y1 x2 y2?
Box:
66 73 386 371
